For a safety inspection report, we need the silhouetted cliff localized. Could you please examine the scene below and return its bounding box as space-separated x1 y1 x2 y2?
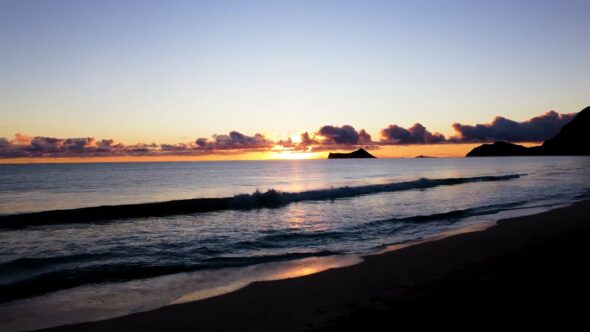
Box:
542 106 590 155
467 106 590 157
466 141 532 157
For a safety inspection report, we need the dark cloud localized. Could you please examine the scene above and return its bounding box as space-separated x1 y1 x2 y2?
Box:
0 131 275 158
160 143 192 152
358 129 372 144
380 123 446 144
0 138 10 149
195 138 208 147
195 131 274 150
317 125 360 145
28 137 64 152
299 132 318 147
96 139 120 152
0 135 164 158
451 111 576 142
317 125 372 145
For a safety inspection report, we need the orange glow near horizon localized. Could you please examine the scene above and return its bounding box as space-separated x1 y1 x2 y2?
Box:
374 143 479 158
0 142 543 164
269 151 323 160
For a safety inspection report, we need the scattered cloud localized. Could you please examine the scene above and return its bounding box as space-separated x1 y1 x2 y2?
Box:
0 110 578 159
0 131 273 158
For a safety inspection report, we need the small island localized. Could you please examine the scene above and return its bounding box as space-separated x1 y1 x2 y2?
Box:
328 148 376 159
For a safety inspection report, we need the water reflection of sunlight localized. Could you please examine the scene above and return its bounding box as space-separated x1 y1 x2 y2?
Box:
285 206 307 225
264 255 363 280
282 205 331 232
172 255 362 305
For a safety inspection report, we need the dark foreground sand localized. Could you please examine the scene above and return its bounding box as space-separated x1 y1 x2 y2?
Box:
46 201 590 331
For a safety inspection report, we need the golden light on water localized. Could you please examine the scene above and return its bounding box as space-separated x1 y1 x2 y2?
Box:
265 256 363 280
269 145 323 160
171 255 363 305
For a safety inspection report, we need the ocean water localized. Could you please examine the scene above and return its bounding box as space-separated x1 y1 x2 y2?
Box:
1 157 589 330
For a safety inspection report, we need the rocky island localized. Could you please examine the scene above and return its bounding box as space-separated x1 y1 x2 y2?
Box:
328 148 376 159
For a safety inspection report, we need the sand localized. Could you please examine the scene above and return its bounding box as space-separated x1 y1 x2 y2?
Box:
45 200 590 331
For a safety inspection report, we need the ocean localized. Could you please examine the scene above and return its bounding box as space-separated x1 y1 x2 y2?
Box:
1 157 589 330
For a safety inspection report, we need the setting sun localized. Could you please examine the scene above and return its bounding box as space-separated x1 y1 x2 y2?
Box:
269 145 322 160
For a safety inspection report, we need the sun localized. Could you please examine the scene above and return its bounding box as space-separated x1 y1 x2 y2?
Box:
276 151 319 160
290 134 302 144
269 145 322 160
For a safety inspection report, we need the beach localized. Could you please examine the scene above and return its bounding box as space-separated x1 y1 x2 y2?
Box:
3 1 590 331
1 158 588 331
46 199 590 331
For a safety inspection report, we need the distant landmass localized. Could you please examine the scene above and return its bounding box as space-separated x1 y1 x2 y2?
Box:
467 106 590 157
328 148 376 159
415 155 436 158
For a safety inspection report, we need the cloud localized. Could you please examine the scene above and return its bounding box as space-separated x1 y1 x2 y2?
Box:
0 131 276 158
316 125 372 146
451 111 576 142
299 132 318 146
13 133 33 145
271 125 374 152
275 132 318 150
378 110 576 145
0 109 579 159
380 123 446 144
0 135 162 158
358 129 372 144
0 138 10 149
317 125 361 145
195 131 274 150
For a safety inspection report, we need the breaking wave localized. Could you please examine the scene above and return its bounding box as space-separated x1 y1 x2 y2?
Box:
0 174 523 229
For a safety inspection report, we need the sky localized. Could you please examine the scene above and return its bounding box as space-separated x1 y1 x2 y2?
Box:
1 0 589 161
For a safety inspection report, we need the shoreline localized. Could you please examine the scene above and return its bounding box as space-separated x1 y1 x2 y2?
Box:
44 200 590 331
0 202 557 331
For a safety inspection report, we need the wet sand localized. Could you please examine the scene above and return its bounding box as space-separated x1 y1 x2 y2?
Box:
45 200 590 331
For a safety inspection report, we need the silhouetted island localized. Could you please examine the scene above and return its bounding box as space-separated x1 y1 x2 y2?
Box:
328 148 376 159
415 155 436 158
467 106 590 157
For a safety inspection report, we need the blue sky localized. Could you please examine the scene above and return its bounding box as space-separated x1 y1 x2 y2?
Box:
1 0 589 145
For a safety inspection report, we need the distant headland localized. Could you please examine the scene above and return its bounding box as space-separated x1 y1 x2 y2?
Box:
467 106 590 157
328 148 376 159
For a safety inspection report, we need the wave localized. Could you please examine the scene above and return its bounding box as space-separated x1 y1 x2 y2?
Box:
0 195 534 303
235 200 533 249
575 188 590 200
0 252 113 271
0 251 338 303
380 200 531 226
0 174 523 229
